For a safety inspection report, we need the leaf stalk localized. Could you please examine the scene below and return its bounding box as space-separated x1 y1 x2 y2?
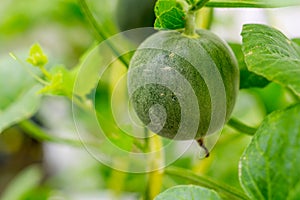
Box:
227 118 257 136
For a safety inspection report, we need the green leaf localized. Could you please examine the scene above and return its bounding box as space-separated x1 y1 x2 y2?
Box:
0 55 42 134
73 36 133 99
206 0 300 8
229 43 269 89
241 24 300 96
292 38 300 47
154 0 187 30
253 83 297 114
39 65 76 97
240 104 300 200
26 43 48 67
155 185 222 200
0 165 43 200
72 44 104 99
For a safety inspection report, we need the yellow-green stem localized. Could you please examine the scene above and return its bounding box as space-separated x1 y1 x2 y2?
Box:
184 11 197 36
145 134 164 200
196 7 214 30
40 66 52 80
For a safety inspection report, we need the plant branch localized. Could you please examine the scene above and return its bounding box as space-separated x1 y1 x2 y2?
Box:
78 0 129 68
19 120 85 147
190 0 210 11
227 118 257 136
145 134 164 200
165 166 250 200
9 53 49 86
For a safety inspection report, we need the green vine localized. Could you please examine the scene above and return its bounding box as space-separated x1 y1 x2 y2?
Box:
227 118 257 136
78 0 130 68
19 120 84 147
190 0 210 11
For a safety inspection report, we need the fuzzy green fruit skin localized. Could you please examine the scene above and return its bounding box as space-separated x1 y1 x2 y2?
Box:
128 29 239 140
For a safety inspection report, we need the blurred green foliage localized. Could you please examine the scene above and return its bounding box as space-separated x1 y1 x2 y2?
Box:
0 0 299 200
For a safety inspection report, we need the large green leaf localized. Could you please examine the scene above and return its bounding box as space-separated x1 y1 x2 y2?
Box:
240 104 300 200
229 43 269 89
206 0 299 7
0 55 41 133
292 38 300 46
241 24 300 96
155 185 222 200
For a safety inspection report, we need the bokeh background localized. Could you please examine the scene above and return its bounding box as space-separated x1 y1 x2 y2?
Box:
0 0 299 199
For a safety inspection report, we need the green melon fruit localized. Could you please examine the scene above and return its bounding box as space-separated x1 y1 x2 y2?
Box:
128 29 239 140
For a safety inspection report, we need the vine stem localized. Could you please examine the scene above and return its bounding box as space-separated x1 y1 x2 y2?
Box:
190 0 210 11
227 118 257 136
78 0 129 68
9 53 49 86
40 66 52 80
184 0 211 36
18 120 96 147
145 133 164 200
165 166 250 200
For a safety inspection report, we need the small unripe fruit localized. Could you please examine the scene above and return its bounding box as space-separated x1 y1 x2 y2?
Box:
128 29 239 140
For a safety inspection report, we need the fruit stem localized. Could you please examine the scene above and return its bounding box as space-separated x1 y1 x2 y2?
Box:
184 11 197 37
197 138 210 158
